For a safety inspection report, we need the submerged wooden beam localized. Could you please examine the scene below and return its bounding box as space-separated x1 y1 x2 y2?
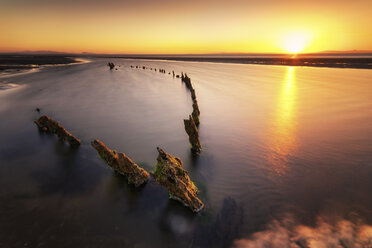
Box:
192 100 200 126
190 88 197 101
34 115 80 146
91 139 149 187
153 147 204 212
181 73 194 91
107 62 115 70
184 115 202 154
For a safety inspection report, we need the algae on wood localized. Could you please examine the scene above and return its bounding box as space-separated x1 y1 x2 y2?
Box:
153 147 204 212
34 115 80 146
91 139 149 187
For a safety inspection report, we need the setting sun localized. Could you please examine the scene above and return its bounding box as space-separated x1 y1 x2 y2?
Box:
283 33 310 54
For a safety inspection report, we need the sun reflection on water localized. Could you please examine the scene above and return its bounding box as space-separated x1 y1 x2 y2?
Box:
266 66 298 177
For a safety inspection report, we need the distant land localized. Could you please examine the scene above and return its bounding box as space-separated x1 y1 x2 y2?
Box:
1 50 372 70
1 50 372 56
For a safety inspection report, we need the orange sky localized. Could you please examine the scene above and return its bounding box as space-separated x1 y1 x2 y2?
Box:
1 0 371 54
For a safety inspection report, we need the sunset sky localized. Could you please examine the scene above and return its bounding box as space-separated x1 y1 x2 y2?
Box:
1 0 371 54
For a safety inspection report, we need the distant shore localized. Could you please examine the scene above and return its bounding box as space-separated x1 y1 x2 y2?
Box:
101 56 372 69
0 55 77 73
1 54 372 70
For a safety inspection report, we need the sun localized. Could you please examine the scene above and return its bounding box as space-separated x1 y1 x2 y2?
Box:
283 33 310 54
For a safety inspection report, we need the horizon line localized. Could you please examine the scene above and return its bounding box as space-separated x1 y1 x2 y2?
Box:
1 50 372 56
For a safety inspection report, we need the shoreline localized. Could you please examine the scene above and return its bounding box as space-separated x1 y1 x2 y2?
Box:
0 55 90 79
2 54 372 70
96 56 372 69
0 55 76 69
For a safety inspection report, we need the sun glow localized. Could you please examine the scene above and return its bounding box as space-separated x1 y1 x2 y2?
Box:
1 1 372 54
283 33 310 54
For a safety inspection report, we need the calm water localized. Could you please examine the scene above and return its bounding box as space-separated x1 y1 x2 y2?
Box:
0 59 372 247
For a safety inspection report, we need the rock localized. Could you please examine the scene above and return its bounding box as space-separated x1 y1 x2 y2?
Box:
192 100 200 126
153 147 204 212
91 139 149 187
184 115 202 154
107 62 115 70
34 115 80 146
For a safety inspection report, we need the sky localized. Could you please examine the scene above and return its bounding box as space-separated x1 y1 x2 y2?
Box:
1 0 372 54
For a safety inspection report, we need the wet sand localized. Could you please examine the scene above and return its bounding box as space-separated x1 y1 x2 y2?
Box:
0 55 77 73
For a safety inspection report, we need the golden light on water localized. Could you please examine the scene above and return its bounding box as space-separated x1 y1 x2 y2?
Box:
279 67 296 122
267 66 298 176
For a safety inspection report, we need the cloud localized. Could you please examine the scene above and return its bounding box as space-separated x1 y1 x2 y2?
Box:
233 215 372 248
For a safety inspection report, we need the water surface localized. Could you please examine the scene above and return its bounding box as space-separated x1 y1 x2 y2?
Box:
0 59 371 247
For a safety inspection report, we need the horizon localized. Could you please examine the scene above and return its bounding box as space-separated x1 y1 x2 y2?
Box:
2 50 372 56
1 0 372 54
